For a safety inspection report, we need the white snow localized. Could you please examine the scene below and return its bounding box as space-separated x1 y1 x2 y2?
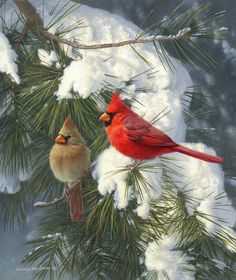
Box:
212 259 227 270
140 27 191 41
0 172 19 194
0 31 20 83
33 201 47 207
38 49 59 67
0 168 31 194
93 146 162 217
0 168 29 194
144 235 195 280
221 40 236 75
222 40 236 59
229 178 236 187
131 91 187 142
54 31 190 99
164 143 236 237
56 57 106 99
176 27 191 37
41 233 61 238
0 0 191 100
93 146 133 209
35 246 43 251
217 27 228 31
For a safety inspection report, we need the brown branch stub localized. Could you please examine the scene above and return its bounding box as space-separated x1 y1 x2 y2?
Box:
13 0 191 50
13 0 44 32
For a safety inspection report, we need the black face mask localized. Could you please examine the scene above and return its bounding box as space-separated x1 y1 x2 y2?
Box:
104 112 116 127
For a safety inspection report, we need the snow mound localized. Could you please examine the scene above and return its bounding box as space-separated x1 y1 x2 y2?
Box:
0 169 29 194
0 31 20 84
38 49 59 68
52 6 191 100
144 235 195 280
1 0 190 101
165 143 236 235
93 146 162 218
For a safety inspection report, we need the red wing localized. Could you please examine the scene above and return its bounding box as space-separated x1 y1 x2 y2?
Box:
124 115 176 147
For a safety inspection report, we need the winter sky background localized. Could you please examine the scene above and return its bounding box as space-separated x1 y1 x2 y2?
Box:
0 0 235 279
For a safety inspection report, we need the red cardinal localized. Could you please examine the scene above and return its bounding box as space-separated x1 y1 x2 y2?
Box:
99 92 223 163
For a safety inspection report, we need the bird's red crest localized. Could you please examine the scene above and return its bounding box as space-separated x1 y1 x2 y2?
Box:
106 91 128 113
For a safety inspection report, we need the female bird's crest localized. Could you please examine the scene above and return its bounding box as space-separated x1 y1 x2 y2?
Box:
63 116 75 129
59 116 77 134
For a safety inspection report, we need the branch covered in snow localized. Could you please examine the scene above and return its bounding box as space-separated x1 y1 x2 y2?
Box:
34 194 66 208
41 28 191 50
13 0 191 50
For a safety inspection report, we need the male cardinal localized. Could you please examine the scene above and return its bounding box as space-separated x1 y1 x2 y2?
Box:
99 92 223 163
50 116 90 221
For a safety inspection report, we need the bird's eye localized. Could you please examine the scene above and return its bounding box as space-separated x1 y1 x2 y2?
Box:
107 112 116 117
64 135 71 141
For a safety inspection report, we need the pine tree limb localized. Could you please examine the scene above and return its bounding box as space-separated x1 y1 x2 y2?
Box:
40 29 191 49
13 0 191 50
34 194 66 208
33 179 80 208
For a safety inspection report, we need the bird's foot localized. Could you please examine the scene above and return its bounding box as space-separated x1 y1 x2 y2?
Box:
126 164 137 171
126 161 142 171
64 184 70 199
69 180 81 190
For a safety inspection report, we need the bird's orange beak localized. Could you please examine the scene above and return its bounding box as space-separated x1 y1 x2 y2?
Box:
99 113 110 122
55 135 66 144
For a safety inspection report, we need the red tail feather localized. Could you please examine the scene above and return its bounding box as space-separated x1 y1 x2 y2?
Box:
69 182 84 221
174 145 223 163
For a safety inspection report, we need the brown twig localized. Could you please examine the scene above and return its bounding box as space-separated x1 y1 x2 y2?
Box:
34 194 66 208
13 0 191 50
33 164 94 208
40 30 191 50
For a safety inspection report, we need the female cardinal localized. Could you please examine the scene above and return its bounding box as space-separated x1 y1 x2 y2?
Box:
50 116 90 221
99 92 223 163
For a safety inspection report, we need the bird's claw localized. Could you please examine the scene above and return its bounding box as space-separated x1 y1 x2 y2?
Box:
126 164 135 171
126 161 141 171
64 184 70 199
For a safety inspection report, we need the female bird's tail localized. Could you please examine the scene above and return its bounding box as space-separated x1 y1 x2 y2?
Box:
69 181 84 221
173 145 223 163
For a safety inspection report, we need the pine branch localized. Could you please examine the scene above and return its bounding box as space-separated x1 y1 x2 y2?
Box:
13 0 192 49
42 28 192 49
34 194 66 208
34 167 94 208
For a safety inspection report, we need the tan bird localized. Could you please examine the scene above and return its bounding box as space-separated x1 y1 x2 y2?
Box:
49 116 90 221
